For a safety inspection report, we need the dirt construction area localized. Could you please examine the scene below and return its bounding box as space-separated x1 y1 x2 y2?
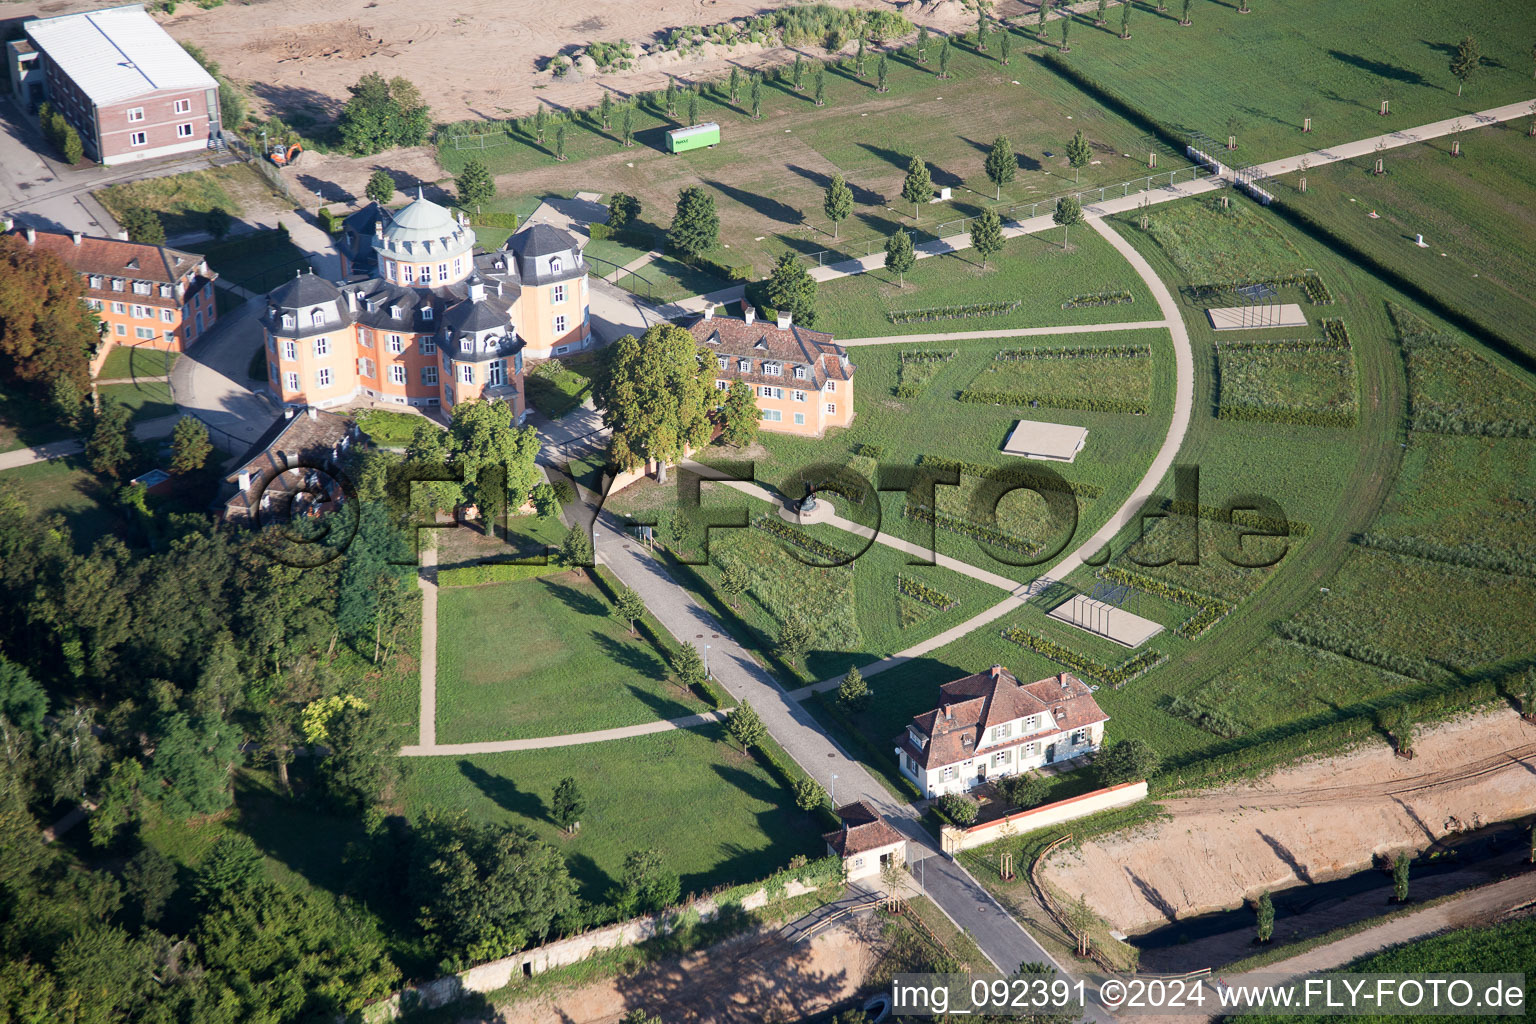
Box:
9 0 979 124
496 916 882 1024
1042 711 1536 935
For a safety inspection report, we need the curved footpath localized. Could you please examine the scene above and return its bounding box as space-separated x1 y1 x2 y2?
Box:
788 215 1195 698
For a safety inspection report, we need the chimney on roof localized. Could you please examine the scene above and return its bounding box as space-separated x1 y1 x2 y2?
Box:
24 227 36 244
743 306 756 325
942 703 952 722
71 231 82 245
1 216 12 232
776 311 792 330
116 230 128 241
702 303 714 320
237 470 251 491
284 407 295 419
307 407 317 421
990 665 1002 679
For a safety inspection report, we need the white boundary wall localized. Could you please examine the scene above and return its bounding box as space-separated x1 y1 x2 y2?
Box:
940 780 1149 854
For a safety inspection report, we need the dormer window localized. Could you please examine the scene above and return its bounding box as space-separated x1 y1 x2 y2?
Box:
310 309 325 327
282 313 296 329
794 365 807 380
549 256 563 274
421 306 434 321
88 275 103 289
111 278 124 291
390 305 401 320
716 356 728 370
133 281 150 295
737 359 750 373
159 284 172 298
763 361 782 376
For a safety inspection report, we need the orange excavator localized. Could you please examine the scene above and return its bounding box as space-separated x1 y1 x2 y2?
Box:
269 142 303 166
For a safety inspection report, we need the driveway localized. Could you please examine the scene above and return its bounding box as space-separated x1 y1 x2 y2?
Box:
171 297 280 449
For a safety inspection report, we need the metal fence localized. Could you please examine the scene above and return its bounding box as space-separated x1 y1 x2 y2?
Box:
449 131 513 151
585 253 659 302
223 133 302 209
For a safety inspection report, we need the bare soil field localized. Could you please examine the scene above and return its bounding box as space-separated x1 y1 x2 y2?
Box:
1042 711 1536 934
501 915 883 1024
8 0 981 123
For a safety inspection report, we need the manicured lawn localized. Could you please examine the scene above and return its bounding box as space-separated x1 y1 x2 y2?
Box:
395 723 824 902
1 457 120 549
98 380 177 423
434 569 707 742
98 344 178 380
355 408 433 446
1277 121 1536 361
616 253 730 305
435 512 570 576
1048 0 1536 163
200 230 309 293
0 388 72 454
525 353 601 420
815 226 1156 338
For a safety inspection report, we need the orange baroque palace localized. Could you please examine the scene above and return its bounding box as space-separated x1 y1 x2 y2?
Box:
261 193 592 420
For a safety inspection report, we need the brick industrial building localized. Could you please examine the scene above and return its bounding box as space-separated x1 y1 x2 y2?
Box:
7 5 222 166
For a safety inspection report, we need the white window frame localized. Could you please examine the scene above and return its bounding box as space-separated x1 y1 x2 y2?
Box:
737 359 751 373
421 366 438 386
420 337 436 355
310 309 326 327
284 372 299 392
387 334 404 354
459 364 474 384
316 367 332 388
826 403 836 414
717 356 729 370
714 380 729 391
135 327 155 340
160 308 174 323
390 364 406 385
794 365 807 380
825 380 836 392
282 313 296 329
313 337 330 357
763 360 782 376
762 409 782 422
174 98 191 114
128 131 147 147
126 107 145 122
552 283 566 303
553 314 567 334
281 340 296 362
176 122 194 139
793 412 805 425
421 306 434 322
942 766 956 780
488 359 506 387
792 390 806 403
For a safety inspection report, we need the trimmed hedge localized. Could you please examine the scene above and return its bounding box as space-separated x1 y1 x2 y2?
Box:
1187 270 1336 306
897 574 958 611
1214 336 1346 353
904 501 1041 556
888 299 1022 324
1000 627 1166 688
996 344 1151 360
437 560 562 586
473 211 522 230
1272 620 1435 681
1155 498 1311 538
958 388 1149 415
1062 289 1134 310
694 254 754 282
1215 405 1358 428
1320 318 1350 347
1097 565 1233 639
316 207 344 234
851 441 886 459
1355 533 1536 579
916 454 1104 498
751 512 850 563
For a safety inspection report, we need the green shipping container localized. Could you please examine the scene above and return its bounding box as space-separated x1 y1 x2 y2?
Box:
666 122 720 153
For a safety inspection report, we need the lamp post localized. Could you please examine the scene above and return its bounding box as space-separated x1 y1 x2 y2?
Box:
830 773 839 807
704 644 712 679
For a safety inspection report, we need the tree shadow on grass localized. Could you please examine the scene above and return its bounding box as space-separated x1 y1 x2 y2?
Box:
623 680 698 720
785 163 885 206
1326 50 1436 88
702 178 805 228
591 629 667 679
539 575 607 617
458 759 548 824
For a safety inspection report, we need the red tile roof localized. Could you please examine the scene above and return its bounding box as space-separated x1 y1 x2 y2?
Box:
12 229 206 287
823 800 906 857
896 666 1108 771
682 309 853 390
223 409 355 517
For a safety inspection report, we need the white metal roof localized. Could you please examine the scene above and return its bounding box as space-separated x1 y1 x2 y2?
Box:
25 5 216 107
668 122 720 139
1002 420 1088 463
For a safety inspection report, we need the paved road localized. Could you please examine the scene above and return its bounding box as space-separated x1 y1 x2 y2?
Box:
0 413 183 473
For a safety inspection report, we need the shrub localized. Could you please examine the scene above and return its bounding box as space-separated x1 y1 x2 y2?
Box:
904 502 1040 557
1061 289 1134 310
888 299 1022 324
916 454 1104 498
1001 628 1166 687
937 792 980 826
752 513 849 564
1096 566 1233 638
896 574 958 611
958 388 1149 415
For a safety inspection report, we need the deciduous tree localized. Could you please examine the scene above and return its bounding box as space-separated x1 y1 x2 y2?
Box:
726 701 765 750
901 155 933 219
85 399 134 478
1450 35 1481 96
938 36 952 78
169 415 212 475
794 776 826 812
984 134 1016 199
594 322 712 484
613 585 646 636
775 612 813 664
365 169 395 205
884 226 915 286
120 206 164 244
614 848 680 915
750 72 763 119
823 172 854 238
1095 736 1158 785
552 776 585 832
1066 127 1092 182
1255 890 1274 941
970 208 1005 269
608 191 642 231
764 251 819 326
719 379 761 448
837 664 869 710
877 53 890 92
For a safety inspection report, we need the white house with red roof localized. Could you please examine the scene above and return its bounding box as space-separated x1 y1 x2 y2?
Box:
895 665 1109 799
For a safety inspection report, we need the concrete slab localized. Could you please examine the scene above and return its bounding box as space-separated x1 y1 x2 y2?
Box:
1047 594 1164 648
1002 420 1088 463
1206 303 1308 331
